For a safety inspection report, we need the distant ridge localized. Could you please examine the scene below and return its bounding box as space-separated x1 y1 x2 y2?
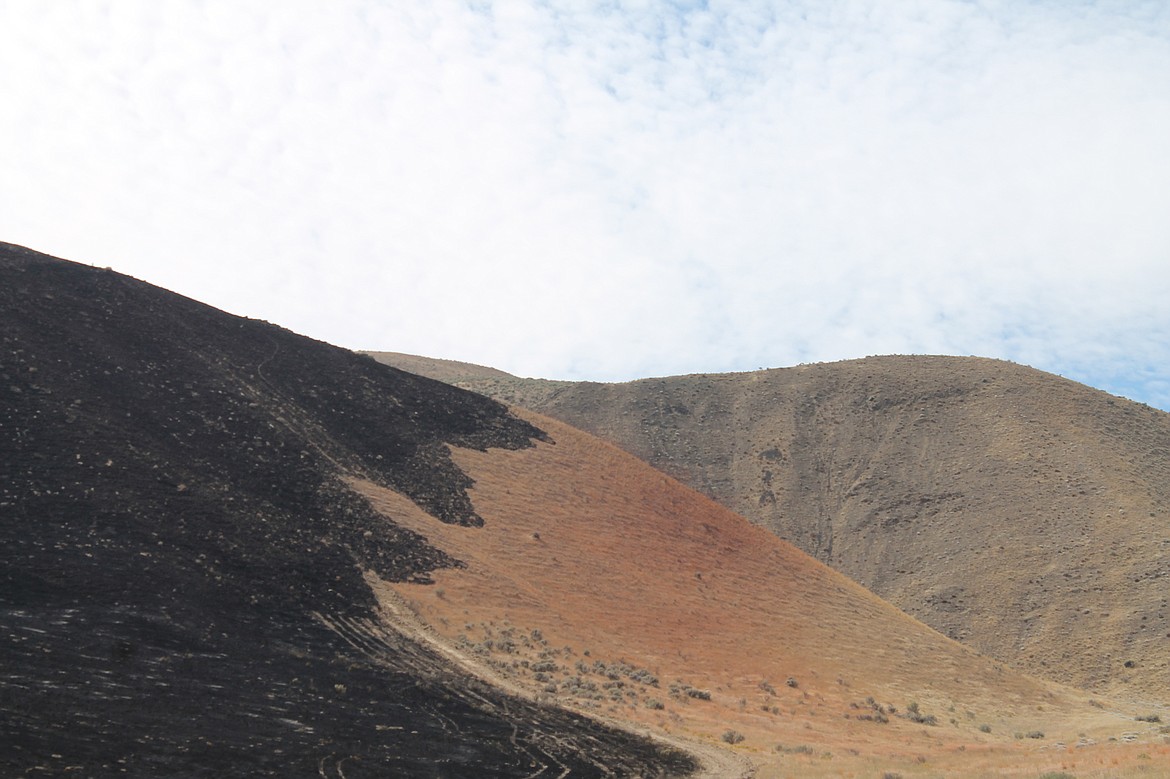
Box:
364 350 516 385
370 351 1170 699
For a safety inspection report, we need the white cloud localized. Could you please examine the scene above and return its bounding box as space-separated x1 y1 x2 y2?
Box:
1 0 1168 407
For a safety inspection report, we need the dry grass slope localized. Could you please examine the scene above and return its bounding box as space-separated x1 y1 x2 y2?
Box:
368 352 1170 703
352 410 1168 778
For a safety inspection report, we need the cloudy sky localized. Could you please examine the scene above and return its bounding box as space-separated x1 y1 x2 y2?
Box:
3 1 1169 408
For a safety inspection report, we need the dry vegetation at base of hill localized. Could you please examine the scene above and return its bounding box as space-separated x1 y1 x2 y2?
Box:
369 352 1170 701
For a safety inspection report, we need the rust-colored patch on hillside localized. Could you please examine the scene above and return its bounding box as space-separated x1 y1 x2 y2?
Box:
353 410 1167 775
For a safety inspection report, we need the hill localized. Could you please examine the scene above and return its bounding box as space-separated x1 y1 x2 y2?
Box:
5 244 1164 778
0 243 694 777
369 353 1170 700
358 409 1166 778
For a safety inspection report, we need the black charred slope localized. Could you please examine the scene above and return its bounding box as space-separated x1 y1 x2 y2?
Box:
0 243 695 778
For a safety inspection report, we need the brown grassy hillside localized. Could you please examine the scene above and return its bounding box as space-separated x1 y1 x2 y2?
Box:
368 353 1170 700
355 410 1168 778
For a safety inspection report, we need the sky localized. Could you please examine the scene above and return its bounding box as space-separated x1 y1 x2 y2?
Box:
2 1 1169 409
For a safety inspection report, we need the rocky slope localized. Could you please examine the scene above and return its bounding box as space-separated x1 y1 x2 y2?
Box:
0 243 695 777
370 354 1170 698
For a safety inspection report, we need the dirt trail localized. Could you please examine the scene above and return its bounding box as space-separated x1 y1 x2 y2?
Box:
362 575 754 779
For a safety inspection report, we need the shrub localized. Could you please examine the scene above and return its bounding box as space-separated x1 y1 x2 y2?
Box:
775 744 814 754
629 668 659 686
721 730 745 745
978 723 992 733
902 701 938 725
1014 730 1045 739
1135 713 1162 723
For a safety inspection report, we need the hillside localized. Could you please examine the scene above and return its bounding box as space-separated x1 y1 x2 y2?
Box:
5 243 1164 778
0 243 694 777
359 409 1165 778
369 353 1170 699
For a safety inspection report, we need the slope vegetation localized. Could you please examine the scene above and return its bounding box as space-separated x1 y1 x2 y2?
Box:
0 243 694 777
370 353 1170 699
